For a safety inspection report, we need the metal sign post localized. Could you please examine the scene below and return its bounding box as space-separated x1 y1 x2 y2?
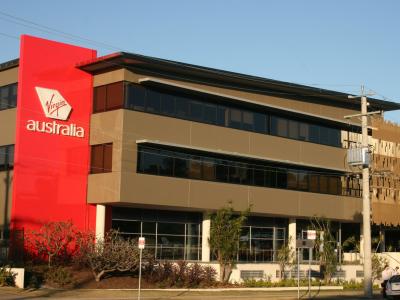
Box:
138 237 145 300
296 237 316 299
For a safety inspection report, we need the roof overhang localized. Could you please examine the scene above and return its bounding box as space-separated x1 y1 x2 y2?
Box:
77 52 400 112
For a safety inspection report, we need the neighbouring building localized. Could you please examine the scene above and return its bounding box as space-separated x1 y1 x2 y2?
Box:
1 35 400 271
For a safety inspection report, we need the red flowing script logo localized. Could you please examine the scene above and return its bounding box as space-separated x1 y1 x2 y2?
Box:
35 87 72 120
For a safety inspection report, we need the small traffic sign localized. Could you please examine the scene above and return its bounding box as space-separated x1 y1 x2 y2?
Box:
307 230 317 240
138 237 145 249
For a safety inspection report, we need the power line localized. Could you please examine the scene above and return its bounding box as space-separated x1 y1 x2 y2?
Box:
0 10 122 51
0 32 19 40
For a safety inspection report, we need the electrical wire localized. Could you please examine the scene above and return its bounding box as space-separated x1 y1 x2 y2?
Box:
0 11 371 100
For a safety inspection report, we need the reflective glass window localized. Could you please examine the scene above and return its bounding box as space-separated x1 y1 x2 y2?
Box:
288 120 299 139
254 112 267 134
125 84 145 111
189 100 203 121
189 156 202 179
287 171 298 189
176 96 189 118
242 111 254 131
229 108 242 129
146 90 161 113
160 94 175 115
204 104 217 124
216 106 228 126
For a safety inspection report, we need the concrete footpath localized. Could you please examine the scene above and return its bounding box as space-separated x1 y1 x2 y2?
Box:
0 288 384 300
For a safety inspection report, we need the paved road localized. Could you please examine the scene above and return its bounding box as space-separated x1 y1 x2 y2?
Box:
0 288 385 300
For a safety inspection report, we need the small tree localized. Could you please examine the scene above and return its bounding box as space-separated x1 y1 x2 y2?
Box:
372 254 389 282
310 217 337 283
209 202 249 283
277 237 294 280
28 221 77 267
77 230 143 282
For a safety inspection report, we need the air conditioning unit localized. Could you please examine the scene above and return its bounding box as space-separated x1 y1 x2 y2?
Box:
347 147 370 166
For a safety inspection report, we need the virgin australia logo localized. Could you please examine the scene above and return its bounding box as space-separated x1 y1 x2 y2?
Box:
26 87 85 138
35 87 72 120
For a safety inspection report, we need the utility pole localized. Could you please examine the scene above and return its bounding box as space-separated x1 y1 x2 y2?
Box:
360 86 372 298
346 86 381 298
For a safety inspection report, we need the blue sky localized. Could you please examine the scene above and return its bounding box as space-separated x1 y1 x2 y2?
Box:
1 1 399 122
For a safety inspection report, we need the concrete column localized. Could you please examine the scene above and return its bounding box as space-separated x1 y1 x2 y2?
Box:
95 204 106 242
201 213 211 262
288 218 297 261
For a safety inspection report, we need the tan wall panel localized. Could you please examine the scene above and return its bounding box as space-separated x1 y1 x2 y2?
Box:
121 110 347 172
87 172 121 203
115 173 361 221
190 123 250 154
299 141 347 170
249 187 300 217
298 192 362 221
120 173 189 208
0 109 16 146
93 69 125 87
189 180 250 212
0 171 13 231
0 67 18 86
90 110 124 172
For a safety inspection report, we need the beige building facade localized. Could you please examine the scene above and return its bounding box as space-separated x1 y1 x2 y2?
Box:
1 52 400 262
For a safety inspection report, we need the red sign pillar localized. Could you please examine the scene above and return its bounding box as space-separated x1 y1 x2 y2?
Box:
11 35 97 232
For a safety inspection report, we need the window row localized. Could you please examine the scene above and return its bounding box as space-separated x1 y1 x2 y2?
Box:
112 219 202 261
0 144 14 171
0 83 17 111
93 82 343 148
90 143 112 174
137 145 361 197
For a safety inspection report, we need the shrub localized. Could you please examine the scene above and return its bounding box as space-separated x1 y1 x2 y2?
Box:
143 261 217 288
26 221 79 267
0 266 16 286
202 265 217 286
44 266 75 287
77 230 144 282
187 263 204 287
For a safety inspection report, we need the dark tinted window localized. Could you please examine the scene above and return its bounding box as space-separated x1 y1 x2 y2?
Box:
288 120 299 139
242 111 254 131
137 145 357 196
176 96 189 118
100 82 343 149
125 83 145 111
146 90 161 113
189 101 203 121
204 104 217 124
161 94 175 115
229 108 242 129
93 82 123 112
0 83 17 111
107 82 124 110
216 106 227 126
174 155 189 178
90 143 112 174
254 113 267 134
